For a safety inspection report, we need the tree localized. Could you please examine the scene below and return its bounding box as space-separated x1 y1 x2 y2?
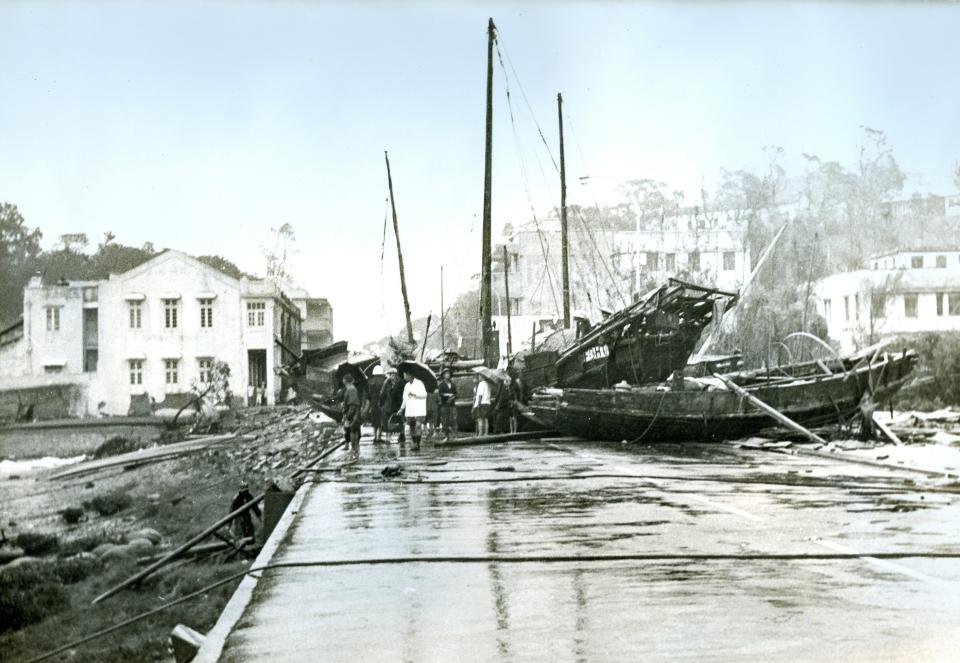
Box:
263 223 297 283
0 203 42 324
196 255 256 280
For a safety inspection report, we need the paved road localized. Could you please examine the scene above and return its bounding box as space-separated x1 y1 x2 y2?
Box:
206 437 960 662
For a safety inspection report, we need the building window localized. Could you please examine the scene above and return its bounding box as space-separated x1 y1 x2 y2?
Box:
723 251 735 271
665 253 676 271
949 293 960 316
247 301 266 327
199 299 214 328
871 293 886 319
844 295 850 321
44 365 63 374
937 293 945 317
823 298 832 321
854 293 860 321
688 251 700 271
129 301 142 329
509 298 521 316
82 287 98 303
163 299 179 329
936 255 947 268
164 359 179 385
510 252 521 272
129 359 143 385
647 252 659 271
45 306 61 332
911 256 923 269
904 293 918 318
198 358 213 383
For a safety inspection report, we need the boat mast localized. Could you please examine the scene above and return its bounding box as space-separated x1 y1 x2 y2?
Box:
440 265 445 354
558 92 571 328
480 18 495 366
384 150 414 345
503 245 513 355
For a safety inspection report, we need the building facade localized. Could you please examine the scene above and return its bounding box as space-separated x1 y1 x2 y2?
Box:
493 205 751 330
814 249 960 353
0 251 313 417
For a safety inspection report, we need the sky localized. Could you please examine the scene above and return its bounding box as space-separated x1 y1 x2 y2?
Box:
2 1 959 345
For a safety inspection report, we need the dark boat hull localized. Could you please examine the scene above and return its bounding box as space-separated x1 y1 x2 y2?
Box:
525 350 918 442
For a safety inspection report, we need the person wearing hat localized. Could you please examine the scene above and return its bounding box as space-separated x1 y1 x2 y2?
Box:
230 481 261 540
437 367 458 441
472 373 492 436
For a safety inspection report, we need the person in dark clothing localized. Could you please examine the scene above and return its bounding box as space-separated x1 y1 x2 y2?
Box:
341 373 362 453
390 369 407 443
230 483 261 540
493 375 514 434
378 369 404 443
437 367 458 441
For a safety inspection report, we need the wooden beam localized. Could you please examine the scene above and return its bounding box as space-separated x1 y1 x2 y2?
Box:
712 373 828 446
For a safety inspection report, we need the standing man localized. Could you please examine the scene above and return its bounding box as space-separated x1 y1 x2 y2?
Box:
437 367 458 441
472 374 491 436
341 373 362 454
492 374 513 434
396 369 427 450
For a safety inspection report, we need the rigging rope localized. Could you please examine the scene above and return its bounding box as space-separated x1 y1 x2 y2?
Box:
379 197 390 332
493 39 563 323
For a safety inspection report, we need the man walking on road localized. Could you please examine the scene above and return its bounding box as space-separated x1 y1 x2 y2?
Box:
341 373 362 454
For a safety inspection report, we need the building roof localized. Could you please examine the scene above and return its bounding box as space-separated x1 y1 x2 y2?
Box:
869 247 960 260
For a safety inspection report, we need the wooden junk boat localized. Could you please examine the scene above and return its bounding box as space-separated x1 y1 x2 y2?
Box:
522 279 738 390
523 348 918 442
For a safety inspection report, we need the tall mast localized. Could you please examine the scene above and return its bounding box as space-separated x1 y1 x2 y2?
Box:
480 17 495 366
440 265 445 353
384 150 414 345
502 245 513 355
558 92 570 328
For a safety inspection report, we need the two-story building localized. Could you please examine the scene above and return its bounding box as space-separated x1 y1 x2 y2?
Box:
814 248 960 353
0 250 317 417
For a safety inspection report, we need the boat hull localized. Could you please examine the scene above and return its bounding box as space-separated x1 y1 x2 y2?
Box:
526 350 918 442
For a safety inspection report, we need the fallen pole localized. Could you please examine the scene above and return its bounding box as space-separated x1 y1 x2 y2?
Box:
872 414 905 447
437 429 558 446
91 493 266 604
712 373 828 446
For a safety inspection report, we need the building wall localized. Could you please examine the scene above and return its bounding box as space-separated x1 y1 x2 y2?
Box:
500 208 750 321
815 256 960 352
99 253 246 415
0 322 26 377
22 279 92 376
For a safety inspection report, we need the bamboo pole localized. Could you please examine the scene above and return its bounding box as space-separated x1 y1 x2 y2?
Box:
420 313 432 361
385 150 414 344
712 373 828 446
557 92 570 328
502 245 513 355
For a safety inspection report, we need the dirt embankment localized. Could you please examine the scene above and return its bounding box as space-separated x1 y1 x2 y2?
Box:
0 405 337 663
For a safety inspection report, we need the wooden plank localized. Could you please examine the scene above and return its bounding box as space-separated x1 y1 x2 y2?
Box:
712 373 828 446
872 414 904 446
437 430 558 447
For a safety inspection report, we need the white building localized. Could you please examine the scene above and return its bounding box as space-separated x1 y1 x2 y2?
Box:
0 251 312 417
814 248 960 353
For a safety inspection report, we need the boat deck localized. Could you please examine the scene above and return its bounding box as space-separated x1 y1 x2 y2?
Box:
196 435 960 662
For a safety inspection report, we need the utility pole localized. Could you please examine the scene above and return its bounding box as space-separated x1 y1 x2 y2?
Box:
502 245 513 355
384 151 414 345
480 17 495 365
558 92 570 328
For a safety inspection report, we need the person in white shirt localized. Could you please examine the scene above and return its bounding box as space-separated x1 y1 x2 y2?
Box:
472 374 492 436
397 370 428 449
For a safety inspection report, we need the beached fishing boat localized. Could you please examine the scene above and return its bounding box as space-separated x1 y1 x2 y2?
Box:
523 349 918 442
519 279 737 392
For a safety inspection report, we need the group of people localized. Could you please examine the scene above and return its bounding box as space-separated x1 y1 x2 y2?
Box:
338 364 525 454
471 371 523 436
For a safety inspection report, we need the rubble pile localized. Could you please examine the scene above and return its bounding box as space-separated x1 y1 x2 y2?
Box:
220 405 339 482
880 408 960 445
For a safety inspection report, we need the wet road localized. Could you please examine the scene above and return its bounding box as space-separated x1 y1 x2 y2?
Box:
207 438 960 662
